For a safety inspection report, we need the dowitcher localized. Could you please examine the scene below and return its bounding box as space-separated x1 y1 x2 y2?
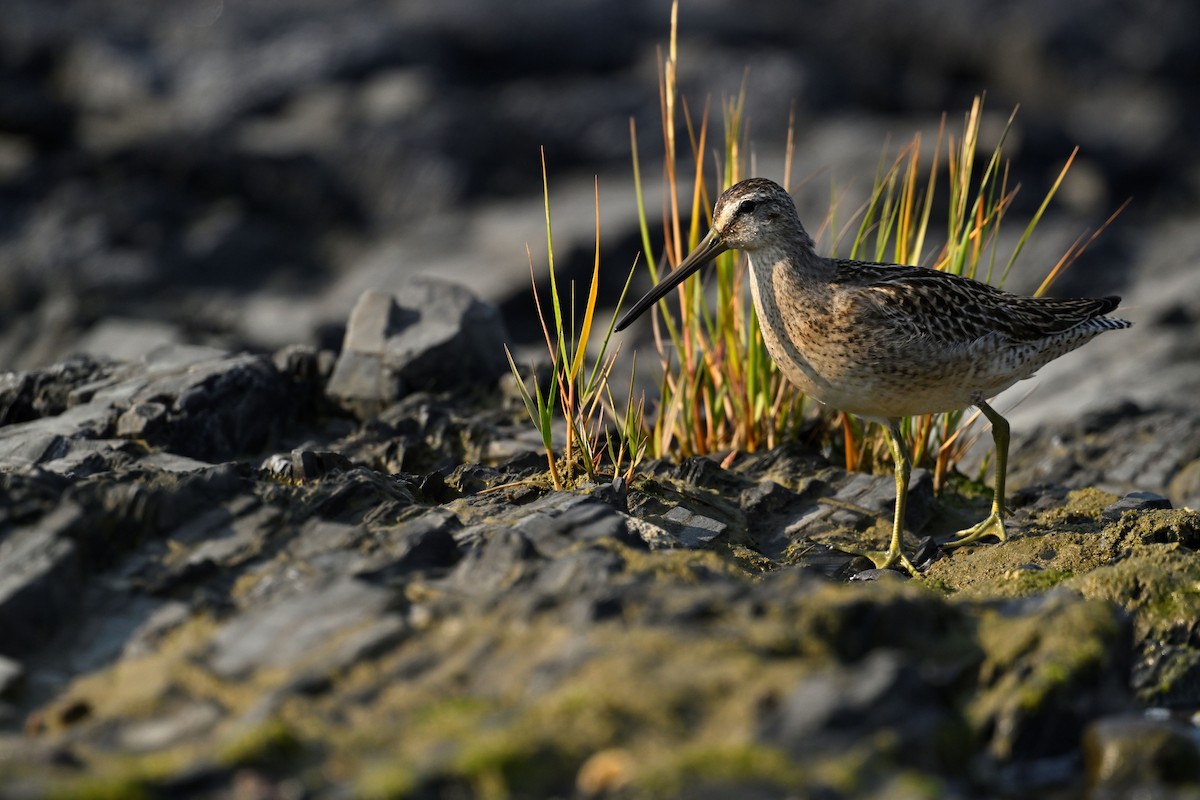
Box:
616 178 1131 573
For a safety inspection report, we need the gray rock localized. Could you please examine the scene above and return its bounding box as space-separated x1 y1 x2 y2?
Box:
326 281 509 418
1008 405 1200 506
624 446 939 571
738 480 797 516
0 355 121 425
448 528 541 596
511 492 643 556
0 505 83 656
795 468 934 535
1083 715 1200 798
303 466 418 523
104 349 297 461
624 515 677 549
0 347 298 470
660 505 728 547
0 656 24 700
120 601 192 660
286 511 460 579
973 588 1134 761
168 503 276 583
115 400 169 438
207 575 402 680
361 509 461 577
260 449 354 482
285 517 361 556
758 649 956 771
0 391 1183 800
1101 491 1174 523
132 452 219 474
0 403 121 471
848 567 909 582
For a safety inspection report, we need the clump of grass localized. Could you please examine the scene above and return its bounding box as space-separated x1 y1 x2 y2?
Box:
505 150 646 489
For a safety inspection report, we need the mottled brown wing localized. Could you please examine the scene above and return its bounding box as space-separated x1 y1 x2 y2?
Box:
833 259 1121 344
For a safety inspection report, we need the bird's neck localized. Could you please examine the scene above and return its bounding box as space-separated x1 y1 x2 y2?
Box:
744 238 838 400
746 236 831 289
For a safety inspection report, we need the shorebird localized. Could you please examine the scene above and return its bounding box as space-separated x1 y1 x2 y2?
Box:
616 178 1131 573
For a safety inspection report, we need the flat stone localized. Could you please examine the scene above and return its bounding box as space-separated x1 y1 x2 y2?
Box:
0 402 120 471
121 601 192 660
287 519 366 562
207 576 399 679
780 467 934 549
738 480 796 515
661 505 727 548
1101 491 1173 523
511 492 642 556
849 567 908 582
133 451 218 473
304 467 418 522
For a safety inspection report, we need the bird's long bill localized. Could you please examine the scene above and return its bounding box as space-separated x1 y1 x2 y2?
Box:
614 229 730 331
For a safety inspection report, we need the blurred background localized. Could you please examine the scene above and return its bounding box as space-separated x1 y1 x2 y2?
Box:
1 0 1197 425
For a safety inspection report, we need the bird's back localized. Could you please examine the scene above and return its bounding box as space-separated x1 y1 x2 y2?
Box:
833 259 1128 344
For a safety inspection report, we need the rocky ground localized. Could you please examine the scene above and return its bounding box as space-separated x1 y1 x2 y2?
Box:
1 281 1200 799
4 0 1200 798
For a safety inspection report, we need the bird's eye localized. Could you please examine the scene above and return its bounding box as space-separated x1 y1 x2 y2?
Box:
738 200 758 215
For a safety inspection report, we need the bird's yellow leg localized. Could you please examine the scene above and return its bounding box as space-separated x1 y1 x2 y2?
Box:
945 399 1008 547
847 420 918 574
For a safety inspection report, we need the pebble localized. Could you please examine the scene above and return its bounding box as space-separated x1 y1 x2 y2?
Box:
1101 491 1174 523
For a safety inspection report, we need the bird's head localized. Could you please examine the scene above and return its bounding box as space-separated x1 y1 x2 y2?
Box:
709 177 801 251
615 177 806 331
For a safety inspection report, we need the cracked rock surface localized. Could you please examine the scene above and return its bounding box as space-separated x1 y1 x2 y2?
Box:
2 295 1200 797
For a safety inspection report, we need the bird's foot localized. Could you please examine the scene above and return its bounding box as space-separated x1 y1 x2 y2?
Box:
942 512 1006 549
846 544 919 576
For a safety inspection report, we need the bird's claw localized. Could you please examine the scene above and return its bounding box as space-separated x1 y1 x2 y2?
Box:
847 545 919 576
943 512 1006 549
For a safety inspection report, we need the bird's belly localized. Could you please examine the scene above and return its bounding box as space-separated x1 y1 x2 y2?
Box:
805 376 984 418
758 323 999 418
